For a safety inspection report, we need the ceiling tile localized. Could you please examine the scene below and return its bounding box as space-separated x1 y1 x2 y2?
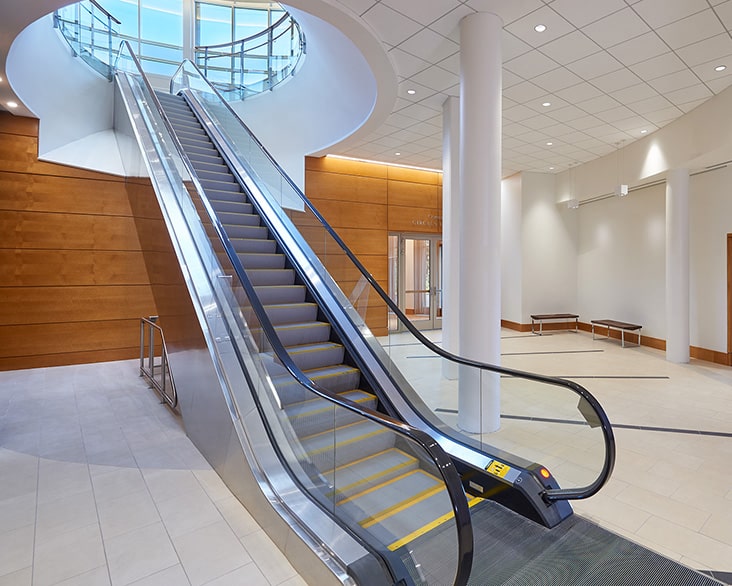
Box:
538 30 602 65
627 94 674 114
647 69 701 93
581 8 650 49
675 33 732 67
643 105 684 124
409 65 459 92
610 83 658 104
398 102 444 120
691 58 732 82
606 32 669 66
591 68 644 94
531 67 584 92
504 5 576 48
713 0 732 29
632 0 709 29
629 52 687 81
428 4 476 42
548 104 593 122
525 95 571 114
362 4 422 46
663 83 713 106
503 31 534 62
576 94 622 114
549 0 626 28
337 0 377 17
676 98 708 113
505 50 560 79
466 0 545 26
566 51 624 80
382 0 462 27
398 27 459 62
503 70 525 88
389 47 431 78
504 81 547 102
504 103 541 122
594 105 637 123
655 9 724 50
554 81 604 102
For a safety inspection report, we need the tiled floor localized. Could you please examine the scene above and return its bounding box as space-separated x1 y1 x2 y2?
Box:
1 329 731 585
0 359 307 586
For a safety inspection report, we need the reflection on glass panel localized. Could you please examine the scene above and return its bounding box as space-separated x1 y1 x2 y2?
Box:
104 0 139 37
388 235 398 332
405 238 430 323
140 0 182 46
234 5 269 40
196 2 232 46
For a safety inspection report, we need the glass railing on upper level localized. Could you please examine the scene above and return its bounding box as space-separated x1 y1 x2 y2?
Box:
54 0 120 80
195 13 305 100
170 59 616 507
114 42 472 586
55 1 304 97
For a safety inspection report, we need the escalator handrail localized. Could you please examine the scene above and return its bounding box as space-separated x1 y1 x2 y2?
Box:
116 42 474 586
171 58 616 503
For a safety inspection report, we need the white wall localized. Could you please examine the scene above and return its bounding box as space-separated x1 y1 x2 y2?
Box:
577 184 666 338
500 173 522 324
8 15 121 174
519 172 578 323
690 166 732 353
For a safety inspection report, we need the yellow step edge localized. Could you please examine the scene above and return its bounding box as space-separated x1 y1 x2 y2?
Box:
387 496 483 552
359 482 444 529
306 428 388 458
325 456 417 499
288 343 343 356
322 447 414 476
337 468 432 507
288 391 372 420
273 366 359 389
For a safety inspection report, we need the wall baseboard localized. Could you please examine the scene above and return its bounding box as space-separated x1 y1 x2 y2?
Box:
503 320 727 367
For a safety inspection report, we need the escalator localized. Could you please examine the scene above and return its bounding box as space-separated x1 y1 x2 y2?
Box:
113 45 725 586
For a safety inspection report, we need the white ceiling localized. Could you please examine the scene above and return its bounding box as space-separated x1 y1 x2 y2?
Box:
326 0 732 175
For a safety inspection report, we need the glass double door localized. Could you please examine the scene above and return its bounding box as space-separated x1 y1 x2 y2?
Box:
388 234 442 331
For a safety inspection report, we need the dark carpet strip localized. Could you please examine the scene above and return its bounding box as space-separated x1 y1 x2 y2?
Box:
433 409 732 438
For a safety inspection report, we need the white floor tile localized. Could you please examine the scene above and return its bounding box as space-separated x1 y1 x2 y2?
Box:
0 566 32 586
105 521 180 586
33 524 106 586
127 564 191 586
0 524 34 578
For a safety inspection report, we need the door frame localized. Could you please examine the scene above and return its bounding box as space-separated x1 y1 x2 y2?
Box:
389 232 443 331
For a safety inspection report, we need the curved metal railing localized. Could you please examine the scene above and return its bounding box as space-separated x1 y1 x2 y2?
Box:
195 12 305 100
115 41 472 586
170 59 616 505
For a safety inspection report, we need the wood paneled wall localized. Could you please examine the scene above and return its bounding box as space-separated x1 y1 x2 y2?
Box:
0 113 163 370
304 156 442 334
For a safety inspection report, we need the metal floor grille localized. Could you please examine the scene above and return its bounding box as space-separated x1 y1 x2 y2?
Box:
406 499 725 586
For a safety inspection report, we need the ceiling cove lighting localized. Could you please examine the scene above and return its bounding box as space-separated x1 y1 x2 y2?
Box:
326 154 441 173
714 65 726 72
534 24 546 32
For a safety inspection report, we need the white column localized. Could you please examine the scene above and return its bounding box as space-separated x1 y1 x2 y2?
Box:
442 96 460 380
458 13 502 433
666 168 690 363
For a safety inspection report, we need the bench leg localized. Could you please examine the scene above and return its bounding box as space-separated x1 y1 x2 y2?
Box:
621 330 625 348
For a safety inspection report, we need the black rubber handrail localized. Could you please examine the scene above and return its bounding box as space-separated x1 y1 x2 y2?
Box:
171 58 616 503
116 42 473 586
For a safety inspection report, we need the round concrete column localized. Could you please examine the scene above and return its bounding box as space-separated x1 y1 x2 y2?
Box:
666 168 690 363
442 96 459 380
458 12 502 433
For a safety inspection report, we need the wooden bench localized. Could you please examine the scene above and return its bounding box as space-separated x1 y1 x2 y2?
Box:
530 313 579 335
591 319 642 348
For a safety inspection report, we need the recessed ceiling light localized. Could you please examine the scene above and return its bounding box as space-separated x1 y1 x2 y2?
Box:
395 152 401 156
7 101 18 108
0 76 4 83
715 65 726 72
542 101 551 107
546 141 553 146
640 129 648 134
406 89 416 95
534 24 547 32
549 166 555 170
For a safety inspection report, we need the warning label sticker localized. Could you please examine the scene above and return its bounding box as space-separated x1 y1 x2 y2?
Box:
486 460 511 478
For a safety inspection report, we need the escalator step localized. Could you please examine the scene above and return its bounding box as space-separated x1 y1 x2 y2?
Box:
254 284 306 305
264 302 318 324
284 389 376 437
322 447 418 501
